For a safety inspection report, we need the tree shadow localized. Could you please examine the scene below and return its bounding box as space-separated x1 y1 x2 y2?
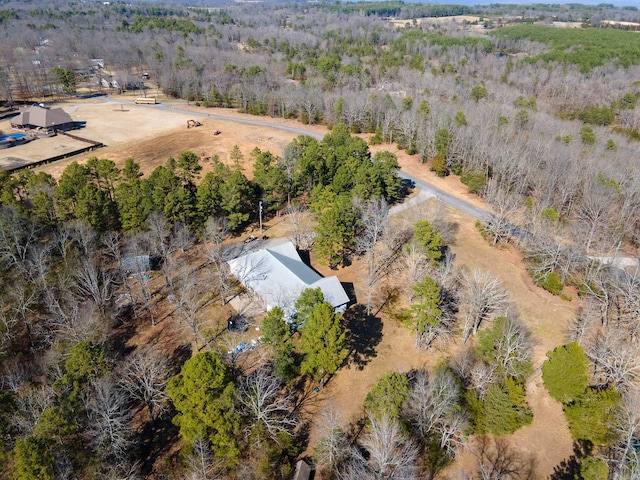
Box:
550 441 593 480
344 304 383 370
398 177 415 202
169 343 192 374
139 406 181 477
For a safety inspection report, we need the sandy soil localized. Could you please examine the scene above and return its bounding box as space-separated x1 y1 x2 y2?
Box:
2 98 578 477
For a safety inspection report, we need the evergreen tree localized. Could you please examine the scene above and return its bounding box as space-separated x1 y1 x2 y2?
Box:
565 387 620 446
13 437 54 480
196 157 230 222
115 159 152 232
252 148 287 211
261 306 289 347
404 276 442 346
542 342 589 405
293 287 325 328
219 169 257 231
176 150 202 191
363 372 410 420
299 302 347 382
413 220 443 262
166 352 241 465
312 191 356 268
430 152 449 177
55 161 89 219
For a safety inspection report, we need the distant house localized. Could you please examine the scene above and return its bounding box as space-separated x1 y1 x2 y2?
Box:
227 241 350 318
11 105 74 131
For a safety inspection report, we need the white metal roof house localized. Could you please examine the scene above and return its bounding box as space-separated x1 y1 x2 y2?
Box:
228 241 350 318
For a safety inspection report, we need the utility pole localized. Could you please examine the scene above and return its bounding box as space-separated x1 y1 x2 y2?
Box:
259 201 263 235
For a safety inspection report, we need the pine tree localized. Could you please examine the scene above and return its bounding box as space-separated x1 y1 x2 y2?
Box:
542 342 589 405
299 302 347 382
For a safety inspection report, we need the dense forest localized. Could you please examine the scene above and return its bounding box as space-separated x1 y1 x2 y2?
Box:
1 0 640 479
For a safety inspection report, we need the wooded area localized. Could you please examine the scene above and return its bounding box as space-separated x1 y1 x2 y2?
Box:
1 0 640 479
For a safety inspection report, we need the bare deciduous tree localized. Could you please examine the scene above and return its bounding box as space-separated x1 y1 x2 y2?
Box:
469 362 498 400
611 388 640 479
84 376 134 463
204 217 235 305
404 369 465 451
173 263 208 351
0 206 39 275
286 203 315 251
238 365 297 440
359 415 420 480
474 436 537 480
490 316 532 380
72 257 117 314
184 436 224 480
314 403 351 477
355 197 391 314
585 329 640 392
120 347 170 423
460 269 509 343
484 182 522 246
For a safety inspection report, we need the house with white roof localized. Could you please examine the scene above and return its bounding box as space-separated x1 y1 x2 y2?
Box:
227 241 350 319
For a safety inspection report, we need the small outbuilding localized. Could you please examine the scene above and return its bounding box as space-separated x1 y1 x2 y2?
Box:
11 105 74 132
121 255 161 273
292 459 313 480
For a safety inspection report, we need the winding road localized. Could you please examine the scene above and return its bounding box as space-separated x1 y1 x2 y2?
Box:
105 98 492 222
101 97 637 269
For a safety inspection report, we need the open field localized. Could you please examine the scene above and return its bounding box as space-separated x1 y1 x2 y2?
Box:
2 97 578 477
0 97 325 177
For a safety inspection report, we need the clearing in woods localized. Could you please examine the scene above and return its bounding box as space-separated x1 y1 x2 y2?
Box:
3 98 577 477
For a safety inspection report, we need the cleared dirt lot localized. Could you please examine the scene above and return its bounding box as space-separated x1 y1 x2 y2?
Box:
0 98 320 177
1 98 576 477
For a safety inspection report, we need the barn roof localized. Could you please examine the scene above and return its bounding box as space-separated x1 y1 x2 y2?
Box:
228 241 349 317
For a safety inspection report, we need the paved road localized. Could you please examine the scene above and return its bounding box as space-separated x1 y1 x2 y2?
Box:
105 98 491 222
96 99 639 268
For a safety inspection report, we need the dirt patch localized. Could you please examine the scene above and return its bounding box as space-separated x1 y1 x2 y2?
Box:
0 100 321 178
302 199 576 477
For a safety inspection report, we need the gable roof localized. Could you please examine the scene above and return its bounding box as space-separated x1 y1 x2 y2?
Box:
228 241 349 317
293 459 312 480
13 105 73 129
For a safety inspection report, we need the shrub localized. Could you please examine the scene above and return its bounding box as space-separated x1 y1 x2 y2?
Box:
364 372 410 420
369 129 383 145
580 126 596 145
466 379 533 436
536 271 563 295
461 170 487 194
542 342 589 405
430 153 449 177
540 207 559 222
578 105 614 126
580 457 609 480
565 387 620 445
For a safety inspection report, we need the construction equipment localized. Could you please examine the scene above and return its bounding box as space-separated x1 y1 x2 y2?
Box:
187 119 202 128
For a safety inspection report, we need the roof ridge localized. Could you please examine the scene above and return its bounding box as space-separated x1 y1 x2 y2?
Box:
265 248 309 284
